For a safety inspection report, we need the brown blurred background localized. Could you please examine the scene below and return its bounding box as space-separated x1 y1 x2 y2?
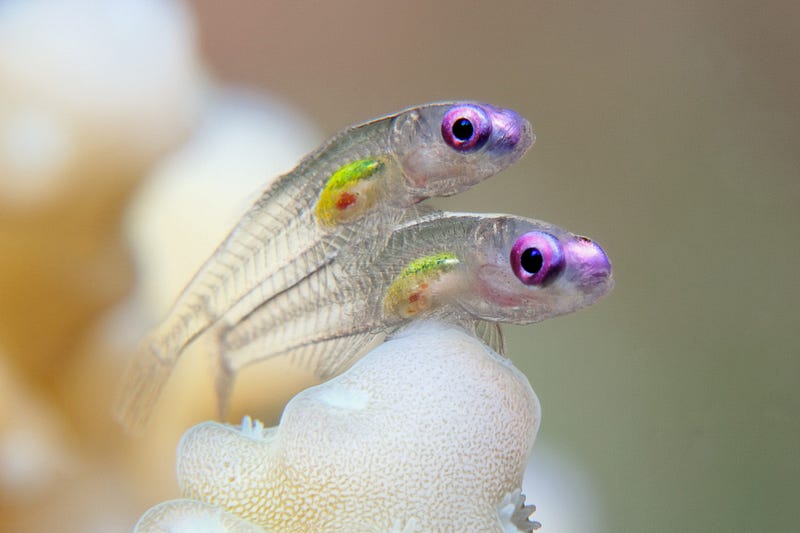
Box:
1 0 798 531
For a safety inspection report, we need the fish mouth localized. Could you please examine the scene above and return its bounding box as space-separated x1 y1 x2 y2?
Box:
584 270 614 301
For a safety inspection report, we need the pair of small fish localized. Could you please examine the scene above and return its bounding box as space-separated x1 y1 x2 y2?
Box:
115 101 613 431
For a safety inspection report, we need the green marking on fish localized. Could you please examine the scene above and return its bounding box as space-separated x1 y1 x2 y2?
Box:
383 253 461 317
399 253 460 277
316 158 385 226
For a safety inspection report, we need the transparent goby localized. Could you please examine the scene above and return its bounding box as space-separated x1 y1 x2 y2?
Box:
116 102 534 430
216 211 614 412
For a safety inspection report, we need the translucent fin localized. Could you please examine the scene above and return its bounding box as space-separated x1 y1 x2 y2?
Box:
209 332 371 422
311 332 385 379
220 257 369 368
215 354 235 421
113 340 176 432
218 212 486 383
208 330 382 418
114 120 396 430
224 327 384 385
471 320 506 355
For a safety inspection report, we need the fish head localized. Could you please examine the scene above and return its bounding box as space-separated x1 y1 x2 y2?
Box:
460 215 613 323
389 102 534 198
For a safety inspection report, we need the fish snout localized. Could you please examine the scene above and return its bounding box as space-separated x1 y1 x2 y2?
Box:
566 236 614 297
486 106 535 154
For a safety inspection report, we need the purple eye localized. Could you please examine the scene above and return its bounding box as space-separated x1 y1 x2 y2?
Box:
441 104 492 151
510 232 565 286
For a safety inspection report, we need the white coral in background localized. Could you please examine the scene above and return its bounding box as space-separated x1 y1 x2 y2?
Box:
0 351 76 503
0 0 204 208
135 321 541 532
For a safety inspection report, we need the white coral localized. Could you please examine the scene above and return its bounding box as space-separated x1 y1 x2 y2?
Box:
136 321 541 532
135 499 270 532
0 0 204 208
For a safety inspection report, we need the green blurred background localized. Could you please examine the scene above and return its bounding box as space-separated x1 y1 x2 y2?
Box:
189 0 798 530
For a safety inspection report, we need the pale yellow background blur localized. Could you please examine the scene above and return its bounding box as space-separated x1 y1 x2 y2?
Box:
1 1 797 531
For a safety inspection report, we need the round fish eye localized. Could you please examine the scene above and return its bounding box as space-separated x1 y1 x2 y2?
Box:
441 104 492 151
510 232 565 286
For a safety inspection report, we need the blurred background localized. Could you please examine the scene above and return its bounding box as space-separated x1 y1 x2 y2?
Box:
0 0 797 531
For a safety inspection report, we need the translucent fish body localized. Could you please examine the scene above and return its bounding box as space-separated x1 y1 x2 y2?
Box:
115 102 534 430
218 212 613 395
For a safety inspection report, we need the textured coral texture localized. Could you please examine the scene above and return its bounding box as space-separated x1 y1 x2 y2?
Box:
136 499 270 532
162 322 539 532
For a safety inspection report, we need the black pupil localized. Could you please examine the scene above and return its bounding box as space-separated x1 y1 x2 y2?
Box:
452 118 474 141
520 247 543 274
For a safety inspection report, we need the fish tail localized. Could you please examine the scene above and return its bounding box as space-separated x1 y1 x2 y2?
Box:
113 340 176 433
113 302 215 431
214 357 235 422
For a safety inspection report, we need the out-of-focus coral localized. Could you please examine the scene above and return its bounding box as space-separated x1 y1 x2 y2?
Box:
0 0 204 210
34 91 322 531
0 350 75 503
0 1 236 530
0 0 205 392
135 321 541 532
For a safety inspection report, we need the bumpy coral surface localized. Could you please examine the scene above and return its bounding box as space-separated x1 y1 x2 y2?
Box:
136 499 270 532
152 321 540 532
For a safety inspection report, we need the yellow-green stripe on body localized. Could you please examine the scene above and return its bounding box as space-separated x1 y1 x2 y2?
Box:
383 253 461 318
315 158 385 226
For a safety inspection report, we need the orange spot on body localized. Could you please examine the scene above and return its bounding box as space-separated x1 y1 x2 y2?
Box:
405 289 429 316
336 191 358 210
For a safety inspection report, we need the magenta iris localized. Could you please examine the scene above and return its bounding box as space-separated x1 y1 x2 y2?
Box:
510 232 565 286
441 104 492 151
